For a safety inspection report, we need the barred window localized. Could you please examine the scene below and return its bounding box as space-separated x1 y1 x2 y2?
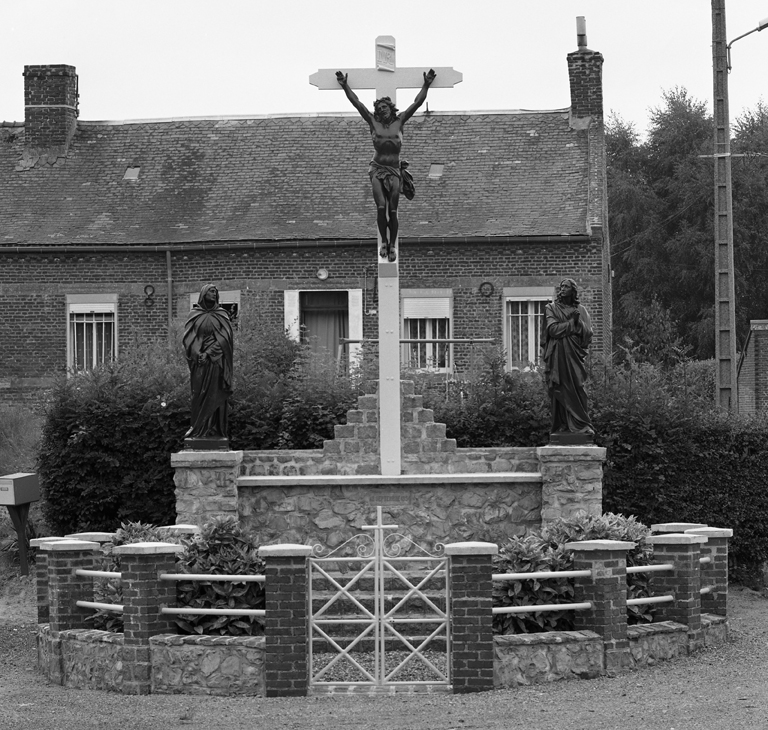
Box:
402 294 452 372
66 296 118 374
506 299 547 369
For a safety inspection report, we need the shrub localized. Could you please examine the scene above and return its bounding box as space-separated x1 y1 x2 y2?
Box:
174 518 265 636
416 348 550 447
492 514 654 634
38 340 188 535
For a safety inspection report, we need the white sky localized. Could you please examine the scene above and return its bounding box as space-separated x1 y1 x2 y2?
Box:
1 0 767 137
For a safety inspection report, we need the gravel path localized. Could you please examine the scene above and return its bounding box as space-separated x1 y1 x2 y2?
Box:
1 572 767 730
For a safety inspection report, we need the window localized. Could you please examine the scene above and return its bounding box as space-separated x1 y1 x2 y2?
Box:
284 290 363 368
401 290 452 372
66 295 118 373
188 290 240 327
504 286 552 370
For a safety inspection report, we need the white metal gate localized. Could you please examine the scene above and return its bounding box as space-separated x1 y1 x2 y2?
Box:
308 507 450 693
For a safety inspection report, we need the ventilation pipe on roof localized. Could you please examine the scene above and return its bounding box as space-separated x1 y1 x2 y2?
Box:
576 16 589 51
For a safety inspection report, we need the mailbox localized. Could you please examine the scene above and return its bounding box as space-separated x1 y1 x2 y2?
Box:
0 473 40 506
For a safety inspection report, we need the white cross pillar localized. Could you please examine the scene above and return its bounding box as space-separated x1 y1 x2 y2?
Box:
311 37 462 475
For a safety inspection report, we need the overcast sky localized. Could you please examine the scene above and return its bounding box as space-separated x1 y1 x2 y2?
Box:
1 0 767 136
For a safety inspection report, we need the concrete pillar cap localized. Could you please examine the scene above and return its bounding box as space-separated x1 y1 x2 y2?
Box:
158 524 201 534
259 544 313 558
646 533 707 545
112 541 184 555
64 531 116 543
651 522 707 533
29 537 70 548
444 541 499 556
38 539 100 552
685 527 733 538
564 539 635 551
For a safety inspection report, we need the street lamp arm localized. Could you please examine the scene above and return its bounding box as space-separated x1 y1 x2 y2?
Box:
727 17 768 70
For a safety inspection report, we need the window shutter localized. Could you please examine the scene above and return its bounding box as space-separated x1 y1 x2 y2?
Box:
402 297 450 319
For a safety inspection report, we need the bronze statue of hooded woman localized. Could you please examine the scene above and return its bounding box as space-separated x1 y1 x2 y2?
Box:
183 284 233 444
542 278 594 442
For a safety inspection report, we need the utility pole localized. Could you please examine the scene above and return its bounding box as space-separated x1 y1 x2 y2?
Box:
712 0 738 411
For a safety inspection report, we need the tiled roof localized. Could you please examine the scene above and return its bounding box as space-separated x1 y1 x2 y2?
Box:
0 111 590 247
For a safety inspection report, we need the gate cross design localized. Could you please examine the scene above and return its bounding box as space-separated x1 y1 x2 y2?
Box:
308 507 450 693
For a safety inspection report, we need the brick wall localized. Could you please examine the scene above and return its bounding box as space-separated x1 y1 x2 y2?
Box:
23 65 78 148
0 238 606 404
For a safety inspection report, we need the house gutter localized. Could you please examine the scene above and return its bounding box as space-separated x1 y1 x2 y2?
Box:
0 234 591 254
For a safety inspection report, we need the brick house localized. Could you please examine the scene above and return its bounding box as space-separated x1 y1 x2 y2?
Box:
0 42 610 406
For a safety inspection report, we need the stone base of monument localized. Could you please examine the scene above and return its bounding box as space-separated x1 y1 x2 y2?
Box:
549 432 594 446
184 437 229 451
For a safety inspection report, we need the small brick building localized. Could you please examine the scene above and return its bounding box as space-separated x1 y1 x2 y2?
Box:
0 41 610 405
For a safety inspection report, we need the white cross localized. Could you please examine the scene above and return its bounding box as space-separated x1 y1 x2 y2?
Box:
309 35 462 105
310 38 461 476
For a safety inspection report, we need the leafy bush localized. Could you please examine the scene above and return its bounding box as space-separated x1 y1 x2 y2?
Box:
38 322 362 533
492 514 654 634
174 518 265 636
416 348 550 447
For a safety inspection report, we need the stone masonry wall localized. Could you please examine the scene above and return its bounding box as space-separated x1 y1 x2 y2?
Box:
494 631 603 687
151 635 265 696
239 481 541 549
240 446 540 478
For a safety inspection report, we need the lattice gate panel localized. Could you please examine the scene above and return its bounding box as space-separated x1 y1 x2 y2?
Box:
308 507 451 694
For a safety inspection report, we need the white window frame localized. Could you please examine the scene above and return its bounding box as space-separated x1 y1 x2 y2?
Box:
66 294 118 374
283 289 363 367
503 286 553 371
401 289 453 373
188 289 241 323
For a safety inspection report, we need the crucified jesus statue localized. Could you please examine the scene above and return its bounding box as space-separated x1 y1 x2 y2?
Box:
336 68 436 262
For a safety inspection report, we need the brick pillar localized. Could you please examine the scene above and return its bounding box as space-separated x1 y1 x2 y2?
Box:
114 541 183 695
686 527 732 617
536 446 606 524
444 541 497 694
38 539 99 631
171 450 243 525
29 537 70 623
565 539 634 674
646 533 707 651
259 544 312 697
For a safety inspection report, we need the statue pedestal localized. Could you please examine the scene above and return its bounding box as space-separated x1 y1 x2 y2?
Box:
549 432 594 446
171 450 243 525
184 437 229 451
536 445 606 524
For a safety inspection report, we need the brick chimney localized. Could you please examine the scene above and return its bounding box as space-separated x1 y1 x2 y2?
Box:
566 18 603 120
23 65 79 148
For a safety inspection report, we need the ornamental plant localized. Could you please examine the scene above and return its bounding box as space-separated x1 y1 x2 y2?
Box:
174 517 265 636
492 513 654 635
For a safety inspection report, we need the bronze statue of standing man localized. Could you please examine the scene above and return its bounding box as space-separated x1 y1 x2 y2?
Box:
542 278 595 444
336 69 436 262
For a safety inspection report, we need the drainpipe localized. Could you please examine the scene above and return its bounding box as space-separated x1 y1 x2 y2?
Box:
166 249 173 345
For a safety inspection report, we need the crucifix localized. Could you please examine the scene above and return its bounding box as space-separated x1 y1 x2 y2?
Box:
310 36 462 475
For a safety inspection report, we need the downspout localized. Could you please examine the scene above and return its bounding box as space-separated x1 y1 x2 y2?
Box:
166 249 173 345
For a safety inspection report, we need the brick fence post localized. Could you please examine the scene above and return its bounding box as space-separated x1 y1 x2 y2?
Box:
113 541 183 695
686 527 732 617
646 533 707 652
29 537 69 623
565 539 635 674
444 541 497 694
259 544 312 697
38 539 100 631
